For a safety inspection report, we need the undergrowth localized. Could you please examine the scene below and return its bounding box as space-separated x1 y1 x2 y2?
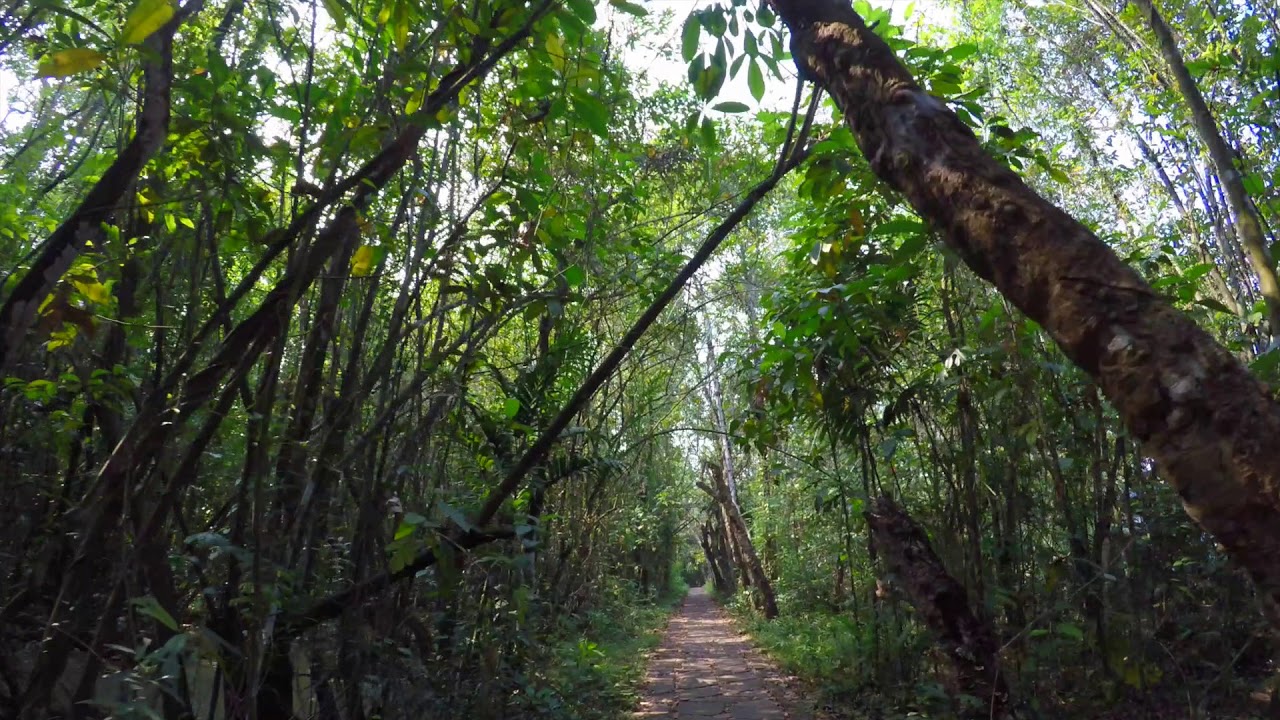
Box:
721 590 932 719
728 609 860 717
519 576 687 719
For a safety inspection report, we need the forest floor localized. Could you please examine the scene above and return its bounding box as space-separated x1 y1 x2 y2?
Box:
631 588 819 720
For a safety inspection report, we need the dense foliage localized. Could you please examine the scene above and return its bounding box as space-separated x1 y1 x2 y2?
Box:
0 0 1276 718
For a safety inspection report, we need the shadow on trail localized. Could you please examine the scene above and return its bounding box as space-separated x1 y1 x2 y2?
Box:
633 588 814 720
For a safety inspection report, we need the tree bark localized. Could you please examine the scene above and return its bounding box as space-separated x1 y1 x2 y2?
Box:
866 497 1008 716
700 517 735 595
0 9 187 371
706 462 779 618
770 0 1280 629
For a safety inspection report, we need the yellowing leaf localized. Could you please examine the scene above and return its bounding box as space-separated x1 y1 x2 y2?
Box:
849 206 865 235
350 246 375 277
546 33 566 71
392 0 409 51
405 86 426 115
121 0 175 45
37 49 107 78
47 324 78 351
394 19 408 51
73 281 112 304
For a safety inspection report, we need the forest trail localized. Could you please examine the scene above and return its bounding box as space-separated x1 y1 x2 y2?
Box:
632 588 816 720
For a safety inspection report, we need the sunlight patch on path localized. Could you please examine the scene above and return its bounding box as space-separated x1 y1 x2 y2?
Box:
633 587 815 720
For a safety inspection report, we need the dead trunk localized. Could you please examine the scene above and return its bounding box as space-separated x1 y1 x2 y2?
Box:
771 0 1280 630
701 463 779 618
866 497 1009 717
700 518 735 595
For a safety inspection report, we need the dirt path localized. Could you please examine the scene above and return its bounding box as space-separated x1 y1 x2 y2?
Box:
632 587 815 720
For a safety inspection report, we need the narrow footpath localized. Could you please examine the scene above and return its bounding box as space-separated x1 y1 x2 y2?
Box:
632 587 816 720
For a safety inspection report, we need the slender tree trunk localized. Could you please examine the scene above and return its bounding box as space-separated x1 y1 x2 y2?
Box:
704 462 779 618
1129 0 1280 343
0 10 188 371
702 331 743 509
771 0 1280 630
700 519 735 595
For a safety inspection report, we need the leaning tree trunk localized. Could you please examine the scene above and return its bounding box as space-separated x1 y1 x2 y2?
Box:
769 0 1280 631
719 464 779 618
866 497 1008 717
702 462 779 618
700 518 735 595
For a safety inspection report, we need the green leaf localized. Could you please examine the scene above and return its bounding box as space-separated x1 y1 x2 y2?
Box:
947 42 979 61
687 53 703 87
503 397 521 418
610 0 647 17
131 595 179 631
564 263 586 287
393 512 428 539
185 532 231 549
693 55 726 101
1181 262 1215 282
1184 58 1213 78
703 8 727 37
23 379 57 402
681 14 700 62
1250 349 1280 379
573 92 610 137
322 0 347 29
1195 297 1235 315
756 1 775 26
37 48 107 78
1056 623 1084 641
1243 172 1266 197
121 0 175 45
748 58 765 101
439 501 477 533
405 86 426 115
712 101 749 113
566 0 597 24
895 232 929 260
869 218 927 238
